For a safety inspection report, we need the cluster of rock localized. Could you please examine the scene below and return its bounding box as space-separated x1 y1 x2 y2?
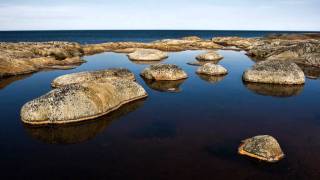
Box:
21 68 147 125
0 42 85 77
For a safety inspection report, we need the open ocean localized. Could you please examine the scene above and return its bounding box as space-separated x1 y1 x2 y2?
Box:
0 30 319 43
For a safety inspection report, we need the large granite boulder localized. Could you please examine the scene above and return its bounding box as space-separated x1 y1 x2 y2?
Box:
196 63 228 76
196 51 223 61
51 68 135 88
238 135 285 163
21 78 147 125
141 64 188 81
127 49 168 61
243 60 305 85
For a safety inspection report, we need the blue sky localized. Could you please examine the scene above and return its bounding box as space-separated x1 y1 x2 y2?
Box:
0 0 319 30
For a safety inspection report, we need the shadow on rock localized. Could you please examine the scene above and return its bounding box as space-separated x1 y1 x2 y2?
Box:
197 74 226 84
23 99 146 144
142 77 186 93
244 82 304 97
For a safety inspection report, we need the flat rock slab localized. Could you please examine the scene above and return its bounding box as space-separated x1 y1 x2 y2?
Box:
127 49 168 61
196 51 223 61
243 60 305 85
196 63 228 76
21 78 147 125
141 64 188 81
51 68 135 88
238 135 285 163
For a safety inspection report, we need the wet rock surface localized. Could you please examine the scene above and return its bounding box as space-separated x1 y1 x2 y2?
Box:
196 63 228 76
51 68 135 88
238 135 285 163
21 78 148 125
141 64 188 81
243 60 305 85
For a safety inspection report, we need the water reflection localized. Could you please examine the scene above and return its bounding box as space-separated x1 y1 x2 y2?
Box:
298 65 320 79
142 78 186 92
197 74 226 84
0 74 32 89
187 60 220 66
244 82 304 97
23 99 146 144
130 60 165 65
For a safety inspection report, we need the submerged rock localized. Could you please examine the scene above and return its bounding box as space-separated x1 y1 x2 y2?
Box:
243 60 305 85
142 78 186 93
141 64 188 81
196 51 223 61
244 82 304 97
127 49 168 61
51 68 135 88
196 63 228 76
21 78 147 125
238 135 285 163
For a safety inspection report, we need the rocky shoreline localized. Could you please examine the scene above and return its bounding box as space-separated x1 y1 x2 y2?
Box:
1 33 319 78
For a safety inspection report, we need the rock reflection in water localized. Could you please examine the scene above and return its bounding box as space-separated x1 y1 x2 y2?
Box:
244 82 304 97
129 60 165 65
298 64 320 79
23 99 146 144
0 74 32 89
142 78 186 93
197 74 226 84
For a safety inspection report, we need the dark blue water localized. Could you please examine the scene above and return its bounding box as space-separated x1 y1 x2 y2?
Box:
0 30 318 44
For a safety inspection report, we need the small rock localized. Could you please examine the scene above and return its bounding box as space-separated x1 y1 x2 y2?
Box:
243 60 305 85
238 135 285 163
141 64 188 81
196 51 223 61
196 63 228 76
127 49 168 61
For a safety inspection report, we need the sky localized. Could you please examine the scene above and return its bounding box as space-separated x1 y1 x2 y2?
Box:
0 0 319 31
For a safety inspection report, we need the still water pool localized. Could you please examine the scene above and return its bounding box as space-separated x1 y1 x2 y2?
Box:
1 50 320 179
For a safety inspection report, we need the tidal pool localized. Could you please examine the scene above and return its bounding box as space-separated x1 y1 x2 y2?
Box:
1 50 320 179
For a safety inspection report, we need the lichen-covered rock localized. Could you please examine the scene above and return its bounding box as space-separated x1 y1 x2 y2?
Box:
196 63 228 76
127 49 168 61
21 78 148 125
181 36 203 41
51 68 135 88
212 37 258 50
243 60 305 85
196 51 223 61
238 135 285 162
141 64 188 81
